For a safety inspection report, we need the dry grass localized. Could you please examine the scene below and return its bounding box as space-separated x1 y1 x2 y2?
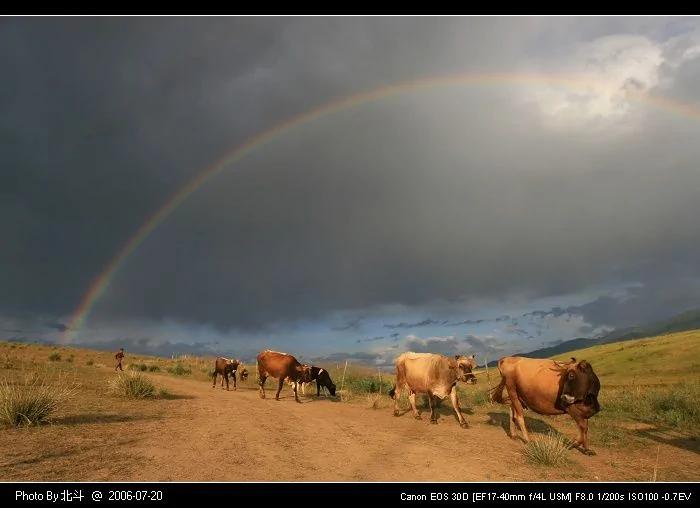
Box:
602 381 700 433
0 375 76 426
523 431 571 466
109 372 157 399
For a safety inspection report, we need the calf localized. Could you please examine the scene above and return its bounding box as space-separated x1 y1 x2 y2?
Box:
212 357 246 391
285 365 337 397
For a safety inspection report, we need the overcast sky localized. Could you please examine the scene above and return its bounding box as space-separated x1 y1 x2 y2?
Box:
2 17 700 365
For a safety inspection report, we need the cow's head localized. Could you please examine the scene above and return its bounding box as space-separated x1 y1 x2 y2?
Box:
558 359 600 413
239 367 249 381
314 367 336 397
455 354 478 384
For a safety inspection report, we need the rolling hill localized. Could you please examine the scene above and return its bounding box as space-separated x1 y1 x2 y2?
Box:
501 307 700 365
549 328 700 386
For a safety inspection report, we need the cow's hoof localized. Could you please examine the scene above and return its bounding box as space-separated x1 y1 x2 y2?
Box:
430 419 438 425
414 415 422 420
393 411 400 417
582 448 596 456
460 422 469 429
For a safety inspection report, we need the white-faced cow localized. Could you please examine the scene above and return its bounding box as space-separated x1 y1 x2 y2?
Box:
490 356 601 454
257 350 311 403
212 357 247 391
389 352 477 428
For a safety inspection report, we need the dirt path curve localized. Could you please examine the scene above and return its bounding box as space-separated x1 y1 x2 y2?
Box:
109 373 696 482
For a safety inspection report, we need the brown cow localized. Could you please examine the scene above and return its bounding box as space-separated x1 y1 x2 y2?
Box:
490 356 601 454
212 357 247 391
388 352 477 428
257 350 311 403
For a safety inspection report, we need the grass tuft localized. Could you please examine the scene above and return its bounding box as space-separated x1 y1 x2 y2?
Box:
0 376 75 426
166 363 191 376
523 431 571 466
48 352 61 362
109 372 157 399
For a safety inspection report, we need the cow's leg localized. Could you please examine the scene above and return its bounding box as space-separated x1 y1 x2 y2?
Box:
408 390 421 419
258 374 267 399
275 377 285 401
568 409 594 455
505 384 529 443
212 372 217 388
293 380 301 403
317 381 321 397
449 385 468 428
428 393 438 424
233 371 237 391
392 383 402 416
509 406 516 438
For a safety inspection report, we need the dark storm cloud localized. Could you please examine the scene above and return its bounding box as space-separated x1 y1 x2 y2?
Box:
3 17 700 339
356 336 385 344
463 335 506 358
383 319 445 329
403 336 464 356
331 318 363 331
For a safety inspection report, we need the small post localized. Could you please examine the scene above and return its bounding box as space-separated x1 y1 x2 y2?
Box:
484 354 493 404
340 360 348 395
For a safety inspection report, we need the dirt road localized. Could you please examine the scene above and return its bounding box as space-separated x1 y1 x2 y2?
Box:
2 372 698 481
111 375 699 481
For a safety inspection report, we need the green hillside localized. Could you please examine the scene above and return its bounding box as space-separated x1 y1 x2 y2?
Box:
551 329 700 386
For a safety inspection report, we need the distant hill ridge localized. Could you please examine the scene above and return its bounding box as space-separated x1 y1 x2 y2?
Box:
487 307 700 366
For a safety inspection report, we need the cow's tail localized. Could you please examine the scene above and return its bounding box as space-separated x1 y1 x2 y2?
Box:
490 376 507 404
388 385 397 399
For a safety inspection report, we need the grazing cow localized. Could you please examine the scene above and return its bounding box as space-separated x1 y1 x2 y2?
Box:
490 356 601 454
388 352 477 428
257 350 312 403
286 366 337 397
212 357 246 391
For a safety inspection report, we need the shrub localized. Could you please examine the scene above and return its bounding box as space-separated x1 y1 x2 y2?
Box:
128 363 148 372
86 359 94 366
109 372 156 399
147 365 160 372
523 432 570 466
0 376 75 426
65 356 74 363
167 363 191 376
48 353 61 362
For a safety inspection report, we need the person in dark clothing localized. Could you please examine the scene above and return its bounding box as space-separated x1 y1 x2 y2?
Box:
115 348 125 371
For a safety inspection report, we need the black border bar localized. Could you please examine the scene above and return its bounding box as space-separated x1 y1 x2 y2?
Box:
3 482 698 506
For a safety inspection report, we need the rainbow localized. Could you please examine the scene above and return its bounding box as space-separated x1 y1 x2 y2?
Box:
61 71 700 341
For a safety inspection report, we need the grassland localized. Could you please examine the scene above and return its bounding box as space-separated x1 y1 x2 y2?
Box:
0 331 698 481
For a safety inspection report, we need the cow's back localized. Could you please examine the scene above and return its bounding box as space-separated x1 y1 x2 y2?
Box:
396 352 455 398
499 356 564 414
257 350 299 379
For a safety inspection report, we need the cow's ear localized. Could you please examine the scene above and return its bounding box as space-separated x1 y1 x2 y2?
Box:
455 355 460 360
578 360 589 370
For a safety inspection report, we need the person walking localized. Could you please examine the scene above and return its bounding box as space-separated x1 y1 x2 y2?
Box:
115 348 125 371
